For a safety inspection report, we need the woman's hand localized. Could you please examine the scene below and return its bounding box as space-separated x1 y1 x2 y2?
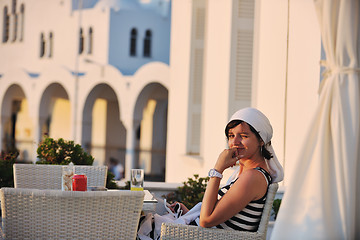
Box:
214 147 239 173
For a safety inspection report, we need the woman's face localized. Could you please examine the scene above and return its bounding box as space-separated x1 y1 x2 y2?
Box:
228 122 262 160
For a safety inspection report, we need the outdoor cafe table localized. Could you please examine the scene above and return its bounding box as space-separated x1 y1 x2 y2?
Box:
141 189 158 212
108 189 158 213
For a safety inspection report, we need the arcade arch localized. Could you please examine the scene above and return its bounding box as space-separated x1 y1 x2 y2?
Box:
133 82 168 181
81 83 125 167
1 84 33 161
38 83 71 141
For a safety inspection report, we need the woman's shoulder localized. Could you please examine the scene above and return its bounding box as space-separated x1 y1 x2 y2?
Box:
242 167 267 176
229 168 267 200
236 168 266 186
253 167 272 184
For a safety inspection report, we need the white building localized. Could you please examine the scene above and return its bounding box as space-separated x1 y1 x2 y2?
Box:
0 0 322 186
0 0 171 181
168 0 321 186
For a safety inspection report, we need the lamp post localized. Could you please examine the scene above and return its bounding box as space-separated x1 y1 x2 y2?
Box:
73 0 83 143
83 58 105 77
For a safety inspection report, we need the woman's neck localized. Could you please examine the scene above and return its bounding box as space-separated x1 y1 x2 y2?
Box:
239 156 267 173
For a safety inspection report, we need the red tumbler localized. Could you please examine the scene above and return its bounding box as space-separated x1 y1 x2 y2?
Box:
72 174 87 191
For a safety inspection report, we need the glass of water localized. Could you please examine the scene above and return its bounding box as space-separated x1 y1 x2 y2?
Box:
131 169 144 191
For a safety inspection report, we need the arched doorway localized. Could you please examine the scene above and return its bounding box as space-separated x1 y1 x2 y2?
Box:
39 83 71 141
81 84 125 171
134 83 168 181
1 84 33 161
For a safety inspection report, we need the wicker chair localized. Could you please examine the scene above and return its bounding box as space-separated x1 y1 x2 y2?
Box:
13 163 108 189
72 165 108 187
160 183 279 240
0 187 144 240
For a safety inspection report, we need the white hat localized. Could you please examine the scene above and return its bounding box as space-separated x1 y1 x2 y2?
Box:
228 107 284 183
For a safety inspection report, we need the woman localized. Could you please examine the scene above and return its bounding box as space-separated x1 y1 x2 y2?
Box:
171 107 284 231
138 108 283 239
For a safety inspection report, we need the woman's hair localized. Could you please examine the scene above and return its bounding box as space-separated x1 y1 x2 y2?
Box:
225 120 273 160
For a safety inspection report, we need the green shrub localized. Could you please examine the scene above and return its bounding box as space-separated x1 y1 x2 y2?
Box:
0 150 19 188
272 198 282 220
106 171 120 189
36 137 118 189
37 137 94 165
172 174 209 209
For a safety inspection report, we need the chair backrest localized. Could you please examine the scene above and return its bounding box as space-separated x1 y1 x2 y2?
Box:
257 182 279 236
73 165 108 187
13 163 108 189
0 188 144 240
13 164 63 189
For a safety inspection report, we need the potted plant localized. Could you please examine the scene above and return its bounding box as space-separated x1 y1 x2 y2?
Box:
36 137 118 189
36 137 94 165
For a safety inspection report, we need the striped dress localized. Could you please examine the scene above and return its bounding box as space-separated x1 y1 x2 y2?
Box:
215 167 272 232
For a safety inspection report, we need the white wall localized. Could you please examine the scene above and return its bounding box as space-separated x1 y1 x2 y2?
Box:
253 0 321 186
166 0 195 181
201 0 236 181
283 0 321 185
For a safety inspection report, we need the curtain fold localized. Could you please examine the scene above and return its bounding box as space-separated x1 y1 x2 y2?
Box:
271 0 359 239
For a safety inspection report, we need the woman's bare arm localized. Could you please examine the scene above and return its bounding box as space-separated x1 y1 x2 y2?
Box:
199 169 267 227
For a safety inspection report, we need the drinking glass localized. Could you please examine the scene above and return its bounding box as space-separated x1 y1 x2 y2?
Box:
131 169 144 191
62 165 74 191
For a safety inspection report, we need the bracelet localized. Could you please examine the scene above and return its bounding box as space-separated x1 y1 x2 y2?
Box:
208 168 223 179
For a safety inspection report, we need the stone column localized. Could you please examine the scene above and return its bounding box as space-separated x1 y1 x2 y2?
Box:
33 116 46 163
124 119 140 180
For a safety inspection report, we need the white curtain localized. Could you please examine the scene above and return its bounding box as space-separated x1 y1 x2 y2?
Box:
271 0 360 239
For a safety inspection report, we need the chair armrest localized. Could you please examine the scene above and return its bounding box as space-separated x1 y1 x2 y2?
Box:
160 222 264 240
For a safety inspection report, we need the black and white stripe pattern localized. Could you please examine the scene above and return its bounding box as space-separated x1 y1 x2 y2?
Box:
216 167 272 232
